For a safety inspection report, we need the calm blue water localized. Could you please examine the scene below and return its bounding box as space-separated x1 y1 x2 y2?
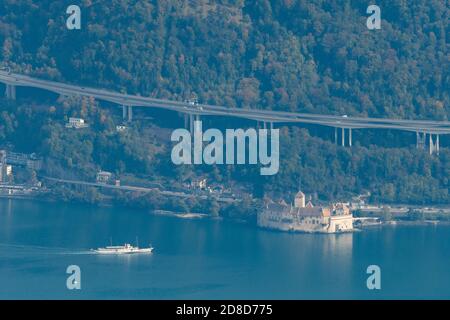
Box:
1 198 449 299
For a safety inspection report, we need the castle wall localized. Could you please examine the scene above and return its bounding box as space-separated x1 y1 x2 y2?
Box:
258 210 331 233
328 215 353 233
257 209 353 233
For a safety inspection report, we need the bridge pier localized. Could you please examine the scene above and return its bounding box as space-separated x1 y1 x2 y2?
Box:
335 127 354 147
417 132 440 155
349 128 352 147
5 84 16 100
184 114 189 130
122 105 133 122
416 131 426 150
436 134 440 155
429 133 433 155
189 114 194 135
127 106 133 122
194 115 201 132
122 105 127 120
187 114 201 135
429 133 440 155
193 115 201 142
260 121 274 130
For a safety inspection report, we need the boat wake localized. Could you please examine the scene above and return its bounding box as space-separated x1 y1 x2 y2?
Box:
0 243 96 255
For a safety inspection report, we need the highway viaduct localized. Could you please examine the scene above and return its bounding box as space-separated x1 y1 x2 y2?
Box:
1 70 450 155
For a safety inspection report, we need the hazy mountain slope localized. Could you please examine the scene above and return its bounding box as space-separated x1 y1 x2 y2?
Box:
0 0 448 119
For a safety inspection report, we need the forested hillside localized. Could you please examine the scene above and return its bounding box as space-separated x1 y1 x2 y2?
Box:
0 0 448 118
0 0 449 205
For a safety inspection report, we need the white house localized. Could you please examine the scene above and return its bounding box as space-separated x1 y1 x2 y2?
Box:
96 171 112 184
66 117 89 129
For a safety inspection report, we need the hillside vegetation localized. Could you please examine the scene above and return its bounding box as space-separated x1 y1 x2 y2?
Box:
1 0 448 118
0 0 449 205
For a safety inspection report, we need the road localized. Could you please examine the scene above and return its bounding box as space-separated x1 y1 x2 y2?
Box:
1 70 450 134
43 177 239 203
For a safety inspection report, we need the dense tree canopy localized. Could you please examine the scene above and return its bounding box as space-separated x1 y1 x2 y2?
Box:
0 1 449 205
0 0 448 118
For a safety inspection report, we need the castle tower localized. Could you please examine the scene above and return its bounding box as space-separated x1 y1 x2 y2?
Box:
294 191 306 208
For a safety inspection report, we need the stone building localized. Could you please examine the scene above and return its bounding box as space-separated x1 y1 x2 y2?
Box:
0 150 6 183
257 191 353 233
96 171 112 184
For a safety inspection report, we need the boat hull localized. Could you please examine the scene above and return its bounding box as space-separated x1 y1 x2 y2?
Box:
93 248 153 255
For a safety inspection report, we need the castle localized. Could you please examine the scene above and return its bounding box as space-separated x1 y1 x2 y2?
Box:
257 191 353 233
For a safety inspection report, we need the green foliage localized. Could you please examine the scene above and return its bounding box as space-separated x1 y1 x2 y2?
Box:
264 127 449 204
0 0 448 118
0 1 449 207
381 206 393 221
409 209 425 221
0 97 161 180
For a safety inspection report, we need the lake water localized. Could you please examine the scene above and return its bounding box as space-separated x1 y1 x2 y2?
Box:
1 198 449 299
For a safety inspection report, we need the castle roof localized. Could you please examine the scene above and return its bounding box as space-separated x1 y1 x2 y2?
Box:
293 207 330 217
295 191 305 198
265 201 330 217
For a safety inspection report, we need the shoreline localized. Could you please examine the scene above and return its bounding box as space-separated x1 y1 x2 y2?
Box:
384 220 450 226
152 210 209 219
357 220 450 228
2 195 450 228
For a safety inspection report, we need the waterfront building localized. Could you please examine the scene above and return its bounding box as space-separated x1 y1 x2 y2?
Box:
257 191 353 233
96 171 112 184
4 151 42 170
